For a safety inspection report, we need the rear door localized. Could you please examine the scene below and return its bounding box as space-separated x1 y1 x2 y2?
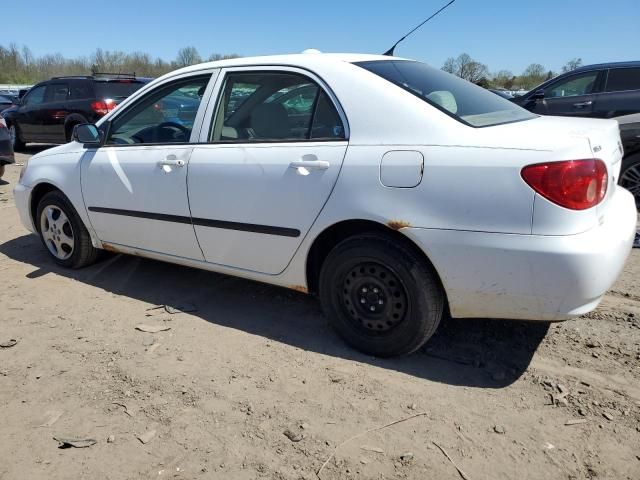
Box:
539 70 602 117
597 67 640 118
42 82 70 141
188 67 348 274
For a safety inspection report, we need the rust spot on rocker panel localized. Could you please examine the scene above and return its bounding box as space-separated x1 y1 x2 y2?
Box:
387 220 411 231
101 242 121 253
289 285 309 294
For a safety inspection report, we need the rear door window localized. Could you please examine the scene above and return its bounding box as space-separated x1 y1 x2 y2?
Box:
210 71 345 142
605 68 640 92
46 83 70 102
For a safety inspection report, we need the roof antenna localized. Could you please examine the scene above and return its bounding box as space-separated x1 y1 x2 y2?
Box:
383 0 456 56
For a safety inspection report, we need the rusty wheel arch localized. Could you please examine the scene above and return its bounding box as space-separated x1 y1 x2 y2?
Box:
305 219 446 300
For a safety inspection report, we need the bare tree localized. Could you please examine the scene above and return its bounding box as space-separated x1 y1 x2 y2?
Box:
441 53 489 84
561 58 583 73
175 47 202 68
521 63 547 89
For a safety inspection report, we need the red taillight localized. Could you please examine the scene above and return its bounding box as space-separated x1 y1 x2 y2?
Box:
0 117 6 129
521 159 608 210
90 99 118 116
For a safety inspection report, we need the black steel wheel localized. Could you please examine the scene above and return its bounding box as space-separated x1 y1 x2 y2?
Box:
319 233 445 357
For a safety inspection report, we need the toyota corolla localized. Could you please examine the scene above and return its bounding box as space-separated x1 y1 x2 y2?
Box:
13 53 636 356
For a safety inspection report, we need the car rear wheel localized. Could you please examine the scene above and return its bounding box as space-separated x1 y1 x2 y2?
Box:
8 124 25 151
319 233 444 357
620 154 640 211
36 190 99 269
0 165 4 178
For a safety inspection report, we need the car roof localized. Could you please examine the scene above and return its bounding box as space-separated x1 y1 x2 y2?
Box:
167 53 405 77
573 60 640 72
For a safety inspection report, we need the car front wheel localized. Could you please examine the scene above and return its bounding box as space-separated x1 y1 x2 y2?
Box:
319 233 445 357
36 190 99 268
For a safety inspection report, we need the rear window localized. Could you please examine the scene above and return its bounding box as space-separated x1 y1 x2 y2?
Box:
356 60 536 128
605 68 640 92
94 80 147 100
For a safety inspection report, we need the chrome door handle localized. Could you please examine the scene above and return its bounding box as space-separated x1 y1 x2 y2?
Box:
289 160 330 171
158 159 185 167
573 101 593 108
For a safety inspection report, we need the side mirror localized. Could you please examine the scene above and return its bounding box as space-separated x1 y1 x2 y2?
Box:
532 89 545 100
72 124 102 147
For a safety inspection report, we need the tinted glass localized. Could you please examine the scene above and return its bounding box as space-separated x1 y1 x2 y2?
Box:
605 68 640 92
211 71 345 142
106 76 210 145
47 84 69 102
94 80 147 100
311 91 345 139
357 60 535 127
0 95 13 104
23 85 46 106
546 71 598 98
69 82 92 100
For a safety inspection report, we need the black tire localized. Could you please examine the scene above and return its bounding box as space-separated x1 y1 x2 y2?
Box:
8 123 25 151
620 153 640 211
36 190 99 269
0 165 4 178
319 233 444 357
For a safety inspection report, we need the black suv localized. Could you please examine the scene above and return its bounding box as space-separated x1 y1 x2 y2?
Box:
2 74 151 149
512 61 640 118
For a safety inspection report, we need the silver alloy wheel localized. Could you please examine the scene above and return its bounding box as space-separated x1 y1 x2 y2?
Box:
40 205 75 260
621 164 640 208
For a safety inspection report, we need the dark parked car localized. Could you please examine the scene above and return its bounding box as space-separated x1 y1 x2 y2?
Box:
0 94 18 112
488 88 513 99
512 61 640 118
616 113 640 210
0 113 15 179
2 74 151 150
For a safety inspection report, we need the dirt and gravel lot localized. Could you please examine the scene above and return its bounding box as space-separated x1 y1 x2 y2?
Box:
1 150 639 480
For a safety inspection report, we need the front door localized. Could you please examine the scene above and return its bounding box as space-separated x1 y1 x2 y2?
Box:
81 73 214 260
188 68 348 274
537 70 601 117
15 84 47 141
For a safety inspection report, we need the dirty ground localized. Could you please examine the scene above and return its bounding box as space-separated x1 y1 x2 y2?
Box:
1 152 639 480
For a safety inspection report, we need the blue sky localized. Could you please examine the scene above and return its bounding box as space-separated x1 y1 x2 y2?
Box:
4 0 639 75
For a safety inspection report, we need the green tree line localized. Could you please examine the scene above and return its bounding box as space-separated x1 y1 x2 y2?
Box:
442 53 584 90
0 44 240 83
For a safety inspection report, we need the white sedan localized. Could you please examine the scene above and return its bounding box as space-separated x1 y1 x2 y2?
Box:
13 53 636 356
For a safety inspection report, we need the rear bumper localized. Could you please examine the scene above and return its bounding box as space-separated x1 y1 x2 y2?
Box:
404 187 636 321
13 182 35 233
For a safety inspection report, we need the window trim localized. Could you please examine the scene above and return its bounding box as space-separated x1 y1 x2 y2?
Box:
603 67 640 94
201 65 350 144
101 73 215 147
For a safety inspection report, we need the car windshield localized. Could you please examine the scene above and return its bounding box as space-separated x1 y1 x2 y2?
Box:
94 80 148 100
356 60 536 128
